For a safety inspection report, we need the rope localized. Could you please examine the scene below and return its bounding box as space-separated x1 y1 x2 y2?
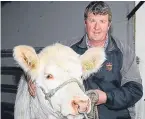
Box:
39 78 86 119
39 79 100 119
85 90 99 119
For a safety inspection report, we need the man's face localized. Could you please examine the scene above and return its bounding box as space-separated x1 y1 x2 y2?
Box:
85 13 111 41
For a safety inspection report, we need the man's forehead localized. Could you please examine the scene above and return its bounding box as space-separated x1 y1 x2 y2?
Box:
87 12 109 18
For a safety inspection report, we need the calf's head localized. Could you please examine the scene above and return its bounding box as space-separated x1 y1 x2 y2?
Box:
13 43 105 118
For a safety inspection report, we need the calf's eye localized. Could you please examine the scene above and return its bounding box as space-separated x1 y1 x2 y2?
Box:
46 74 53 80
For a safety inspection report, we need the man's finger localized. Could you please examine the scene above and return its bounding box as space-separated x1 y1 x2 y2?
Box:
28 86 34 96
28 80 36 97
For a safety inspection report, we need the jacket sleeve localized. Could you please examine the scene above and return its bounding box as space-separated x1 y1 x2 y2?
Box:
104 40 143 110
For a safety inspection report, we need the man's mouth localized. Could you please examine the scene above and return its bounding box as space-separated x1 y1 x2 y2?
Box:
94 32 101 35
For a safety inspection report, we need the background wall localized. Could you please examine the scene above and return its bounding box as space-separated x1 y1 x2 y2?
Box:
1 1 134 49
135 2 145 119
1 1 135 68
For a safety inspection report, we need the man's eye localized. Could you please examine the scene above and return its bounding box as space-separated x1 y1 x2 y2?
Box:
46 74 53 79
100 20 106 23
90 19 95 22
88 18 95 23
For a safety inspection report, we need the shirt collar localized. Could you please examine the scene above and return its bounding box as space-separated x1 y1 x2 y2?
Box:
85 34 109 49
78 34 117 52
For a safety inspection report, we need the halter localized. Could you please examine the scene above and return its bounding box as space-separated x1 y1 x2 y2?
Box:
39 78 89 119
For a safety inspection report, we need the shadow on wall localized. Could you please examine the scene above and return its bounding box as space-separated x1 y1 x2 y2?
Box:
1 66 23 119
1 1 12 7
1 46 43 119
1 48 23 119
1 102 14 119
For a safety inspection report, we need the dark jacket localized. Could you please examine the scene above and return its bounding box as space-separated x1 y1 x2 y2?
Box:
68 35 143 119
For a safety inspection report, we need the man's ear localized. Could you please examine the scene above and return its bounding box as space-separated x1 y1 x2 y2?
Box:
13 45 39 77
80 47 106 78
84 20 87 25
108 22 112 30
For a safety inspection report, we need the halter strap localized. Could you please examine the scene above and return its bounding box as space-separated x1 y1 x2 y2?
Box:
40 78 85 99
39 78 87 119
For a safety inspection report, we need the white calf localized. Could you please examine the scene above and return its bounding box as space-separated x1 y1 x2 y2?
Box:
13 43 105 119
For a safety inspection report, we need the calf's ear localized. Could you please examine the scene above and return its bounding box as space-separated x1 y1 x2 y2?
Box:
13 45 39 77
80 47 106 78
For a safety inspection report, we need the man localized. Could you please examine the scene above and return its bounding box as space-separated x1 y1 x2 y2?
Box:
28 1 143 119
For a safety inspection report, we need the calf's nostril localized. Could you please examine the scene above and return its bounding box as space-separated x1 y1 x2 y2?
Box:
78 107 88 113
72 100 79 110
72 99 89 113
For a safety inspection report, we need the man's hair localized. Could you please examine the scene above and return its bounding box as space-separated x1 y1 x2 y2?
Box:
84 1 112 22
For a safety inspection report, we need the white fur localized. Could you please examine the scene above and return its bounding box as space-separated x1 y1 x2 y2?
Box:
14 43 105 119
80 47 106 78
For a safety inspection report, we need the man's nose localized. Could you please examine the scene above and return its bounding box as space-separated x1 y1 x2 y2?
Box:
94 22 101 30
71 98 90 114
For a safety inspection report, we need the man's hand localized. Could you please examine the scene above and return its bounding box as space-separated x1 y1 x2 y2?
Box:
28 80 36 97
96 89 107 105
